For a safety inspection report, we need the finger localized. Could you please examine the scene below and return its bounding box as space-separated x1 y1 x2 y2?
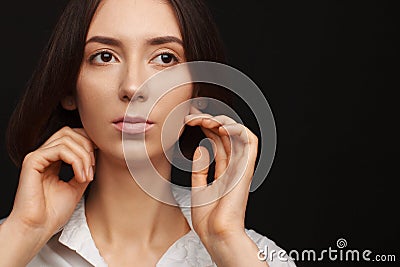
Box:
219 123 258 146
72 128 98 150
36 144 90 183
223 131 256 172
40 127 74 147
191 146 210 188
186 115 237 138
185 114 236 127
190 105 203 115
202 115 237 128
198 117 233 156
61 128 96 160
42 127 96 166
67 176 91 200
192 115 238 139
200 128 229 179
42 127 95 152
184 115 220 137
43 136 94 180
184 113 213 125
186 115 234 179
220 124 259 184
218 123 257 170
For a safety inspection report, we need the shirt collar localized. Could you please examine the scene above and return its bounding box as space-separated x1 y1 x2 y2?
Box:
58 199 108 267
57 189 195 266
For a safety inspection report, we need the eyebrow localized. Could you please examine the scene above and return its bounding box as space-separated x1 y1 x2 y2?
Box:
85 35 183 47
147 36 183 46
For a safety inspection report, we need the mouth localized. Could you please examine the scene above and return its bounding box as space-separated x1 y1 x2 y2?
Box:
112 115 154 135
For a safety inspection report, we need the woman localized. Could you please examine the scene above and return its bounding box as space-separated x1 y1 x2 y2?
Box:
0 0 296 266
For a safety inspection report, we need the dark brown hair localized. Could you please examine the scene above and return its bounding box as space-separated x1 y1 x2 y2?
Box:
6 0 229 169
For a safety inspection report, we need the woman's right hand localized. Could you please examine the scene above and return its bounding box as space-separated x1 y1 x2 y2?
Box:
7 126 96 237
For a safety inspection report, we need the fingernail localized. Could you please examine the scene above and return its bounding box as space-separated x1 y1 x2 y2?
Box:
90 152 95 166
82 169 87 183
219 126 228 134
89 166 94 181
88 166 94 181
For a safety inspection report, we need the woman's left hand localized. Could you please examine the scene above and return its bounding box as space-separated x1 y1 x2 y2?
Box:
184 106 259 245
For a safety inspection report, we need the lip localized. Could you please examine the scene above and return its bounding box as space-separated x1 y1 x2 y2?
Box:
112 115 154 135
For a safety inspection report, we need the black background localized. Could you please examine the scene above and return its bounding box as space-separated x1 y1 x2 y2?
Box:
0 1 397 266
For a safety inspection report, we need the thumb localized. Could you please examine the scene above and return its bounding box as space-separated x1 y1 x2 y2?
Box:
68 176 91 202
191 146 210 188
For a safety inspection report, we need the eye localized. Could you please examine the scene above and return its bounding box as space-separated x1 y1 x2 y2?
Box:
151 52 179 66
89 51 118 64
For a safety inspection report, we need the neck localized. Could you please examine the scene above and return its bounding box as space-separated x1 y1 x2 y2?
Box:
85 151 190 248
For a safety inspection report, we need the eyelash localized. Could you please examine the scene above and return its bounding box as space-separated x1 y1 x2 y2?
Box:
88 50 117 65
153 51 180 66
88 50 180 66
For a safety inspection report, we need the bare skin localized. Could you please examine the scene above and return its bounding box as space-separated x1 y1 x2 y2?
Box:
0 0 269 266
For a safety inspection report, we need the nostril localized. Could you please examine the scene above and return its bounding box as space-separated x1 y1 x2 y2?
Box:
122 95 131 102
135 95 145 102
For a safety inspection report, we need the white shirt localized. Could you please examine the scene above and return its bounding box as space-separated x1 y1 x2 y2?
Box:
2 197 296 267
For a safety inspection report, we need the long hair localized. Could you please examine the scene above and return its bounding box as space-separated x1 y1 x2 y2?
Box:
6 0 229 173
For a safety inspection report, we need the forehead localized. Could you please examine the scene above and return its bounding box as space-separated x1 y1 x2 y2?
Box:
87 0 181 41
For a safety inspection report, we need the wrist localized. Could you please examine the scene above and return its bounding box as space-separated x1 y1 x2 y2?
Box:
199 230 269 267
199 228 246 247
197 223 246 246
0 217 51 267
200 230 247 261
3 214 53 251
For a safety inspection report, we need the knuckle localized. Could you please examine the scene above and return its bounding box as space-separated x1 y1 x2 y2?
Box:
252 133 259 143
83 140 94 152
22 151 42 169
62 135 73 144
71 129 93 151
251 136 258 146
22 152 35 164
220 115 230 121
70 158 79 167
61 126 72 132
245 129 258 143
76 138 93 154
214 115 226 123
68 153 80 164
199 114 212 120
56 143 68 151
221 115 236 123
82 151 91 161
56 126 72 138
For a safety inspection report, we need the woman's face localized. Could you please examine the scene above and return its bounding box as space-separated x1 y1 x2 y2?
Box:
72 0 193 163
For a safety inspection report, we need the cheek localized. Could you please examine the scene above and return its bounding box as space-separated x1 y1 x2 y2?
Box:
74 70 119 147
153 86 192 127
75 69 116 115
154 86 193 151
157 84 193 111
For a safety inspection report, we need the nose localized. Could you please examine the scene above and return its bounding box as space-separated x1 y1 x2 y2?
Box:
118 64 148 103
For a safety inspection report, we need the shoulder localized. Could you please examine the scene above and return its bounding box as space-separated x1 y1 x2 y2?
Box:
0 216 93 266
26 232 94 267
245 228 297 267
162 229 297 267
